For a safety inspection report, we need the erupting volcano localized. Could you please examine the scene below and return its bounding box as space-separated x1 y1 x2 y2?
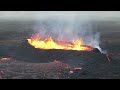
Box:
27 34 93 51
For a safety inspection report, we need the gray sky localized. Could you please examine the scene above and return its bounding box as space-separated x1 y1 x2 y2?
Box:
0 11 120 20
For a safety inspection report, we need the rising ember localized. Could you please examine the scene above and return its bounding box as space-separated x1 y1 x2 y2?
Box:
27 34 93 51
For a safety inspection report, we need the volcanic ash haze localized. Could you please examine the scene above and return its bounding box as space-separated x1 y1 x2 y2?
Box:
33 16 104 53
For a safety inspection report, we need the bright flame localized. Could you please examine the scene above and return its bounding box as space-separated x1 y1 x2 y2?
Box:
27 34 93 51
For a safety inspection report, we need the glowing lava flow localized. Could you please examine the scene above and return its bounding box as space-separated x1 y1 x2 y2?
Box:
27 34 93 51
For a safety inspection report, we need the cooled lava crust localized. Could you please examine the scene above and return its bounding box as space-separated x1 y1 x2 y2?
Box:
13 40 105 63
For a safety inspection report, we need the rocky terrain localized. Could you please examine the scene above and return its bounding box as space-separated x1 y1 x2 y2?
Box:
0 20 120 79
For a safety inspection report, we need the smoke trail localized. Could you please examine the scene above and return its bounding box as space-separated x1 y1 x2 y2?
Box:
33 18 105 53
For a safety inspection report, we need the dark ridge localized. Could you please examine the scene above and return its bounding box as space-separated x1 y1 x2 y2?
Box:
10 40 107 63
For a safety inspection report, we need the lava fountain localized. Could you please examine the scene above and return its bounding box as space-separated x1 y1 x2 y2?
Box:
27 34 93 51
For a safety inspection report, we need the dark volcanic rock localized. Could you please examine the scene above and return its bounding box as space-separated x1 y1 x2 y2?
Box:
92 48 101 53
12 40 107 63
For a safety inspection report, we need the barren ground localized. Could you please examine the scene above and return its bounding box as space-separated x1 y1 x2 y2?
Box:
0 20 120 79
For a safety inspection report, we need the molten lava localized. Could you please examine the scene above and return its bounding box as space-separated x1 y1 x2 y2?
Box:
27 34 93 51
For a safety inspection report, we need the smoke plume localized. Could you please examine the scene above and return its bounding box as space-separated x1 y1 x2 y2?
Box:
33 18 105 53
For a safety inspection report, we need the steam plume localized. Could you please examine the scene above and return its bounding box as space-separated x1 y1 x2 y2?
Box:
33 18 105 53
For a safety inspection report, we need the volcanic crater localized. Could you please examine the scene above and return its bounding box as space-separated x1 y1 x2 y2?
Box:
12 39 106 64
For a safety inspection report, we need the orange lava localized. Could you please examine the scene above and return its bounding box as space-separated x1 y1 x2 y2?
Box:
27 34 93 51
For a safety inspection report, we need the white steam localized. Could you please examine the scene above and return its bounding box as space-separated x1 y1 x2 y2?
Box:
33 18 105 53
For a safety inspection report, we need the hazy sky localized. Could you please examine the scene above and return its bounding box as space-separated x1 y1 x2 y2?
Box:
0 11 120 20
